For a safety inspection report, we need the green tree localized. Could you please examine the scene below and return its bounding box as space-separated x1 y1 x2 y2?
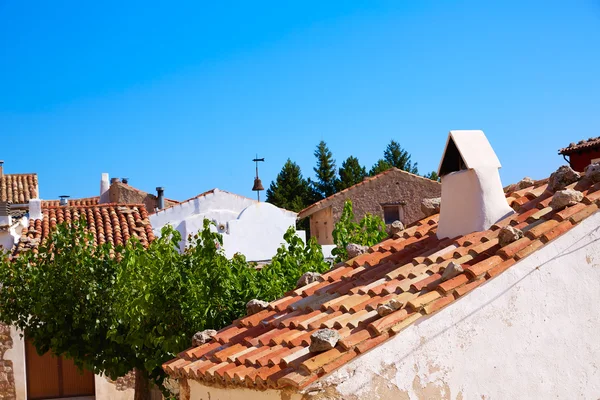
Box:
266 159 311 212
312 141 337 199
424 171 440 181
369 159 393 176
0 219 329 398
337 156 367 191
383 140 419 174
331 200 387 262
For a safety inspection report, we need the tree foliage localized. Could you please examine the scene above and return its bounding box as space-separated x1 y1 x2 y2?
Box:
0 219 329 394
331 200 387 262
312 141 337 199
337 156 367 191
383 140 418 174
424 171 440 181
369 159 393 176
266 159 312 212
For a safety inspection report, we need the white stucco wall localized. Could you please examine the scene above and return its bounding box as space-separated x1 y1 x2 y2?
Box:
4 327 26 400
94 374 134 400
309 210 600 399
189 380 303 400
0 216 28 252
150 190 303 261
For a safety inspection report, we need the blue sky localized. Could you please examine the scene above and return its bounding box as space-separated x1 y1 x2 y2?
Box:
1 0 599 201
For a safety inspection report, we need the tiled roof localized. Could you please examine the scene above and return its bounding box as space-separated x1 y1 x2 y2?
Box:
559 137 600 155
163 173 600 390
42 197 100 207
297 168 439 219
0 173 38 204
16 203 154 254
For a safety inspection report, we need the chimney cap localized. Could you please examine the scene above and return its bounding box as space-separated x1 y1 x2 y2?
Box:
0 160 4 165
122 178 129 184
438 130 501 177
156 187 164 192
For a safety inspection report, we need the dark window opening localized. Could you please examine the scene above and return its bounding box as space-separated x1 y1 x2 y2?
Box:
383 205 401 224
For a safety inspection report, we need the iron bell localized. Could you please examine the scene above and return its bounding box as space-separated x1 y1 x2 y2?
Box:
252 177 264 191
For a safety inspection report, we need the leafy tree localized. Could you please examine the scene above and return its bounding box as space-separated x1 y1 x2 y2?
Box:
0 219 329 398
266 159 311 212
369 159 393 176
312 141 337 199
337 156 367 191
331 200 387 262
424 171 440 181
383 140 419 174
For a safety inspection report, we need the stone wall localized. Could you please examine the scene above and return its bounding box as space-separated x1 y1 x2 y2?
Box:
109 182 178 212
0 324 16 400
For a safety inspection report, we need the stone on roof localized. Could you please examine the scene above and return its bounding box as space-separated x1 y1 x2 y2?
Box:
163 168 600 390
559 136 600 155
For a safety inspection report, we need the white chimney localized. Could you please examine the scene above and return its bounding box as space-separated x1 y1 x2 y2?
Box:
100 173 110 203
29 198 43 220
436 130 514 239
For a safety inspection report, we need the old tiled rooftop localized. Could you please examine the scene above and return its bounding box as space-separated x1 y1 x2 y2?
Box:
41 196 100 207
164 172 600 391
559 136 600 155
0 173 38 204
16 203 154 254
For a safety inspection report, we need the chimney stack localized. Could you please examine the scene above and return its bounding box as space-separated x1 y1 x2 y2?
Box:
0 160 4 177
100 173 110 203
156 187 165 210
122 178 129 185
436 130 514 239
110 177 121 185
29 199 43 221
59 195 70 206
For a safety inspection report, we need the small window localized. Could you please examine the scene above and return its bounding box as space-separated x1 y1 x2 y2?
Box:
382 205 401 224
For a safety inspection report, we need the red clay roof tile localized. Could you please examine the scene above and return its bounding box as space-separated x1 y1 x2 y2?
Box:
165 171 600 390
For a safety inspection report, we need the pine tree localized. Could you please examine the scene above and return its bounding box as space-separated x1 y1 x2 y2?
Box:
312 141 337 199
383 140 419 174
337 156 367 190
266 159 311 212
369 159 392 176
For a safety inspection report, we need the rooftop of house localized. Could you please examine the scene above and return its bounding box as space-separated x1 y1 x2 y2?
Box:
163 168 599 391
559 136 600 155
15 203 154 255
0 173 39 204
297 168 440 220
41 196 100 207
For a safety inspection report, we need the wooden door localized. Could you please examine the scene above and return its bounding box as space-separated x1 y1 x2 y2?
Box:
25 339 95 399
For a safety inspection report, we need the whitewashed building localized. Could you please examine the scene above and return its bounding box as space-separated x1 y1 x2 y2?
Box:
149 189 304 261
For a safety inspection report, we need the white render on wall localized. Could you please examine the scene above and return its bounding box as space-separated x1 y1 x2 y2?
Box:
149 189 304 261
307 210 600 399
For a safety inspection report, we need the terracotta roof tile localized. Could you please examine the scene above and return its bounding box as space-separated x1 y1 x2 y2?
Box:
14 203 153 255
559 137 600 155
0 173 38 204
164 171 600 389
41 197 100 207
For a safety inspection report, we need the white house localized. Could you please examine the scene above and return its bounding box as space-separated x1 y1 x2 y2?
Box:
164 131 600 399
149 189 304 261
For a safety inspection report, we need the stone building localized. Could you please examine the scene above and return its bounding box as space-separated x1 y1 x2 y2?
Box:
164 131 600 399
297 168 440 245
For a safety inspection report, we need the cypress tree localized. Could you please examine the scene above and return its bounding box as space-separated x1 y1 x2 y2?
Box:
383 140 418 174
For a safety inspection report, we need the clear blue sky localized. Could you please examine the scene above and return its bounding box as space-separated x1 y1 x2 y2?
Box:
1 0 599 201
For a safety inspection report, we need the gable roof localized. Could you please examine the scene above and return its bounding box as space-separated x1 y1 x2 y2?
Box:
438 130 501 176
151 188 258 216
559 136 600 155
163 171 600 391
15 203 154 255
0 173 38 204
297 168 439 220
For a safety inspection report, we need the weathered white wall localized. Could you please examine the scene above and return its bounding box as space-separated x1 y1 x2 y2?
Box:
150 190 303 261
309 211 600 399
94 374 134 400
0 216 27 252
189 380 303 400
4 327 26 400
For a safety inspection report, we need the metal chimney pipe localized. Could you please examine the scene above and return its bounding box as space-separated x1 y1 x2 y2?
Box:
0 160 4 177
59 195 70 206
156 187 165 210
